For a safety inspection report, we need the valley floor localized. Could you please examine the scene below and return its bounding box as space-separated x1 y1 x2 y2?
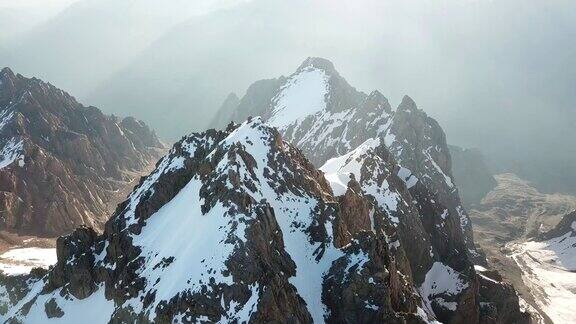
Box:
0 156 163 277
469 173 576 323
0 232 56 276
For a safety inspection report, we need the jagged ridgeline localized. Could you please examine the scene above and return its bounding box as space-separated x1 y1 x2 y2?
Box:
214 57 480 261
1 59 529 323
0 68 164 236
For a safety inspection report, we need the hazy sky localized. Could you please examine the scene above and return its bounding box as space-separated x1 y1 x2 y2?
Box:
0 0 79 43
0 0 77 9
0 0 247 96
1 0 575 192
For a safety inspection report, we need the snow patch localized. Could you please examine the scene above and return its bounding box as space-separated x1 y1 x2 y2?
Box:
320 137 381 195
419 262 468 312
398 166 418 188
127 179 245 319
9 285 114 323
0 247 56 276
509 230 576 323
0 138 23 169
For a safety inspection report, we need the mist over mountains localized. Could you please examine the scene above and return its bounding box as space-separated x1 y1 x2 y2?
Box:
0 1 575 321
0 0 243 98
1 0 575 194
0 0 78 45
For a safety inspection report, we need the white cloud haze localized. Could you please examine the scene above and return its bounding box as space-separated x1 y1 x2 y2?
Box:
1 0 575 192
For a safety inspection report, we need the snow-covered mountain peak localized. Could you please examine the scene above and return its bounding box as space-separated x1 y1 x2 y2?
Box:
268 66 330 128
213 57 482 263
203 57 534 322
0 59 532 323
2 116 450 323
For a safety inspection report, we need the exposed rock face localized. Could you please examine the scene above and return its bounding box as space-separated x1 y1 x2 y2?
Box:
476 269 530 324
538 210 576 241
0 67 164 236
449 145 497 207
211 77 286 130
320 138 433 284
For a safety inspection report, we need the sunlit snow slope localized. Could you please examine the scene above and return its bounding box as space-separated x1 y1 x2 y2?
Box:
509 212 576 323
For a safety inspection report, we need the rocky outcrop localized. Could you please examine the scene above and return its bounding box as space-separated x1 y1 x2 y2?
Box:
0 67 164 236
449 145 497 207
332 176 373 248
476 269 531 324
538 210 576 241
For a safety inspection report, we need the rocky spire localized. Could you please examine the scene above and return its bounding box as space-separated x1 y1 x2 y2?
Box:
397 94 418 112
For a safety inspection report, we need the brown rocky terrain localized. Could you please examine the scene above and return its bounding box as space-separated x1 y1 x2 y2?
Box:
470 173 576 245
0 67 165 237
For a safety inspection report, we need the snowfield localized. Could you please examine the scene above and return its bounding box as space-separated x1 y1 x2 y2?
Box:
0 247 57 275
508 226 576 323
320 137 381 196
268 65 329 128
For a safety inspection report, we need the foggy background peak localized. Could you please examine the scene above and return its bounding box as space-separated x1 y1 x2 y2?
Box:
1 0 574 193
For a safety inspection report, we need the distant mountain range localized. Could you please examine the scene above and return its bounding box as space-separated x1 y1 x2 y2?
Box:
0 67 164 236
2 0 574 198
